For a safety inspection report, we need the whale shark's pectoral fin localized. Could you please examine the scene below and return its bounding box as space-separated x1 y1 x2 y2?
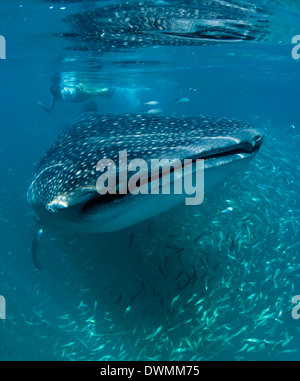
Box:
31 220 43 270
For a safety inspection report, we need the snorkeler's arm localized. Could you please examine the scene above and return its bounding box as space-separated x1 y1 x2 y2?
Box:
38 96 55 113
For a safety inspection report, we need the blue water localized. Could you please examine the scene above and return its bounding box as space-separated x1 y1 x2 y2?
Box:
0 0 299 360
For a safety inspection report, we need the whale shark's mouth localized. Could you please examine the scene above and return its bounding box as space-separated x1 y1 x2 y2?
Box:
81 135 263 215
196 136 263 162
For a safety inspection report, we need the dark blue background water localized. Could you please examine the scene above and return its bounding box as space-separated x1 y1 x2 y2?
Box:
0 0 299 360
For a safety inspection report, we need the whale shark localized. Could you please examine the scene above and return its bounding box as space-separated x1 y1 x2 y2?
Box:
27 113 263 233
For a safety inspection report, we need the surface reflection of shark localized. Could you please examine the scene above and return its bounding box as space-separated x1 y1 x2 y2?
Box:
59 0 270 52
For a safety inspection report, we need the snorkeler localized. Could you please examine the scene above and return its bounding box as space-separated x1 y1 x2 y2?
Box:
38 83 115 113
